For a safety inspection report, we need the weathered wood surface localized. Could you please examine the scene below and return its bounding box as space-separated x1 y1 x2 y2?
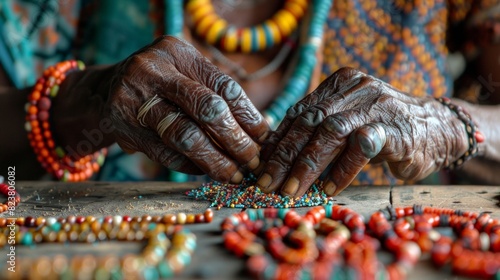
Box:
1 182 499 279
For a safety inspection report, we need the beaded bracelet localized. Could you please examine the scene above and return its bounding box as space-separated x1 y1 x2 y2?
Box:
435 97 485 169
25 60 107 181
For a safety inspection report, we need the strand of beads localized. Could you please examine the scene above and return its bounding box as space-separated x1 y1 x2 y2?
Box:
380 205 500 279
263 0 333 129
222 205 500 279
186 0 308 53
1 210 213 279
25 60 107 182
0 183 21 213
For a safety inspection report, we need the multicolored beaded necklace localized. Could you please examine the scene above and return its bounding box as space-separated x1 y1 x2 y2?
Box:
0 208 214 279
186 0 309 53
222 205 500 279
166 0 333 129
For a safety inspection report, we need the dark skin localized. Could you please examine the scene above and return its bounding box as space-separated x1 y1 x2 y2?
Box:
1 1 499 194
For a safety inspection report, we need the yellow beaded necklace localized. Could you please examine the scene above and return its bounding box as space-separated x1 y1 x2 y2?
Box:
186 0 309 53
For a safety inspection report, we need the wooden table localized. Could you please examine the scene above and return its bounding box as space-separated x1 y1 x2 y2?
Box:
2 181 500 279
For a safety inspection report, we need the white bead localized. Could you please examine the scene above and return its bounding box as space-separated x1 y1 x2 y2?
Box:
113 216 122 226
46 217 57 226
480 232 490 251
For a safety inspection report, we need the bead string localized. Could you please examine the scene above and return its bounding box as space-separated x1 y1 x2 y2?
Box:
0 210 213 279
206 35 296 81
263 0 333 129
25 60 107 181
0 183 21 214
186 0 308 53
435 97 485 169
222 205 500 279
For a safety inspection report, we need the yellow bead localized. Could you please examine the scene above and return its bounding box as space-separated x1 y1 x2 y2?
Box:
285 1 306 18
206 19 227 44
273 10 295 36
255 26 267 50
240 28 252 53
222 28 238 52
265 20 282 44
186 0 210 14
291 0 308 10
191 4 215 24
195 14 218 36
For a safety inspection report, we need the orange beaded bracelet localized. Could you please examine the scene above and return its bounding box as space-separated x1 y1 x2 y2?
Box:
25 60 107 182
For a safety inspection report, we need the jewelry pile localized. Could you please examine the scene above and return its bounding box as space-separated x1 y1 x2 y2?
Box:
222 205 500 279
186 177 334 209
0 209 213 279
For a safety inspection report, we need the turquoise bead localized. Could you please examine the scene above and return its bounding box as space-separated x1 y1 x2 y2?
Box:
325 205 332 218
262 24 274 49
177 249 192 264
248 210 257 221
21 232 33 245
263 264 277 280
257 209 265 220
50 222 62 232
157 260 174 278
278 209 289 219
142 266 159 280
251 27 259 52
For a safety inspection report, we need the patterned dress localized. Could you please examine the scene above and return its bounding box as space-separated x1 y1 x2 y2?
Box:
1 0 497 183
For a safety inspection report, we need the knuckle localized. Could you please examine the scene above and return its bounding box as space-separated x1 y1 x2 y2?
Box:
171 122 205 151
220 78 244 100
274 144 296 168
297 110 325 127
324 115 349 137
198 95 229 123
298 153 321 171
286 102 309 118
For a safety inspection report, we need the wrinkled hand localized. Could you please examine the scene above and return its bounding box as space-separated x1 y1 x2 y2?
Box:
108 36 269 182
256 67 468 197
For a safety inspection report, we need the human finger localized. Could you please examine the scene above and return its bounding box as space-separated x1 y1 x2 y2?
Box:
277 112 354 197
257 105 335 194
140 95 243 183
161 37 270 144
161 73 261 171
324 123 387 196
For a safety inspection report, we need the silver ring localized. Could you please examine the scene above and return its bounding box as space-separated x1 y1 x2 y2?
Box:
137 95 163 127
157 111 181 137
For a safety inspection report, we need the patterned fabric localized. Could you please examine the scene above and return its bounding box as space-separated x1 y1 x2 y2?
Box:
1 0 498 183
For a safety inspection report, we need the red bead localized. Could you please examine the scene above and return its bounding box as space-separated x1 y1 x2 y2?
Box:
38 97 51 111
204 209 214 223
195 213 205 223
475 131 485 143
24 216 36 227
122 216 132 222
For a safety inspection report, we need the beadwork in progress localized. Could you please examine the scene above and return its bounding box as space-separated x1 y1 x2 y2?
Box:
186 177 334 209
0 209 214 279
222 205 500 279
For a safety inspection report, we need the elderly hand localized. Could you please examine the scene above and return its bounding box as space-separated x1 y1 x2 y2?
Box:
108 36 269 183
256 67 469 197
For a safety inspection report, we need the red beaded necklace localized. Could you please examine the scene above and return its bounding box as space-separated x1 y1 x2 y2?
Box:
222 205 500 279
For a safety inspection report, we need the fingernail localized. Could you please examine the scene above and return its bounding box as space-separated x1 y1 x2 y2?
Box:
247 156 260 170
323 181 337 196
230 171 244 184
256 173 272 190
281 177 299 197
